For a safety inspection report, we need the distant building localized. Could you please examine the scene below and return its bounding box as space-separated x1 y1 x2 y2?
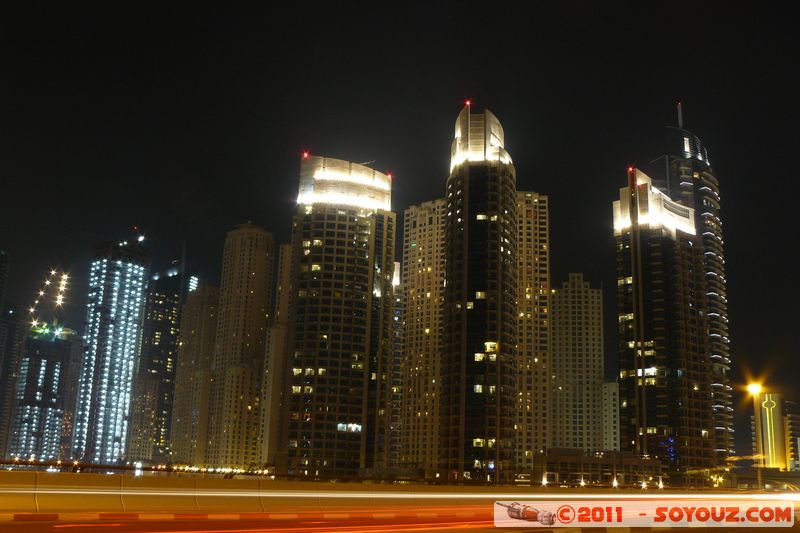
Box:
7 326 81 461
129 260 188 464
399 199 446 478
169 283 218 466
550 273 604 451
440 105 518 483
72 240 149 464
207 223 273 469
602 382 620 451
278 155 396 478
0 305 25 458
0 250 7 308
516 191 550 466
260 244 292 467
613 168 714 480
531 448 663 488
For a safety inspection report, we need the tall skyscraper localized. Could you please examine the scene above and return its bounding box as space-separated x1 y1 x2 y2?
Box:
751 391 788 470
128 260 186 464
399 198 446 477
260 244 292 466
652 107 733 460
550 273 604 451
7 326 81 461
169 283 218 466
516 191 550 466
0 305 25 458
440 105 518 482
207 223 273 469
613 168 714 480
72 239 149 464
278 155 395 478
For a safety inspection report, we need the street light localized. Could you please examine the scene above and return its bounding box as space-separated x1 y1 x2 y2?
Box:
748 382 763 490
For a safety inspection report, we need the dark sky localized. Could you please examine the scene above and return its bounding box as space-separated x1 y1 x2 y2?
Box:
2 3 797 453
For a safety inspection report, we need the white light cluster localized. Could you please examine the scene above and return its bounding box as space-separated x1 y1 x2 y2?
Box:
449 107 514 172
613 169 696 237
296 155 392 212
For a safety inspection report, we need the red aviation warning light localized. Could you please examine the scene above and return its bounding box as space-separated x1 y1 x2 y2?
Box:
387 172 393 180
302 151 310 159
465 99 472 107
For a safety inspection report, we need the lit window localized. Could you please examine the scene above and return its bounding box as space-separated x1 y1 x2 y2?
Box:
474 384 483 393
475 291 486 299
474 353 485 362
473 438 485 447
311 264 321 272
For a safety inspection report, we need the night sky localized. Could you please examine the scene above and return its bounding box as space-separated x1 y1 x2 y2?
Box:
2 3 797 454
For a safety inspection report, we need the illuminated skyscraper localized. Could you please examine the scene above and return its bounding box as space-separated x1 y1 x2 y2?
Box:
7 327 81 461
0 305 25 459
440 105 518 482
399 199 446 477
550 273 604 451
652 107 733 460
207 223 273 469
613 168 714 480
516 191 550 466
128 260 186 464
278 155 395 477
170 283 218 465
72 240 149 464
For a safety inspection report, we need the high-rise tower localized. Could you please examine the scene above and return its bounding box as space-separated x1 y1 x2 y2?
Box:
72 239 149 464
128 260 186 464
613 168 715 481
399 199 446 477
440 105 518 482
207 224 274 469
516 191 550 466
550 273 604 451
653 106 733 460
169 283 218 466
278 155 395 478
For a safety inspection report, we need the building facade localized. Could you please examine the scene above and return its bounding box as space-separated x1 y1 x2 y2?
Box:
278 155 395 478
72 240 149 464
7 327 80 461
169 283 218 466
516 191 550 465
440 105 518 482
664 121 733 460
550 273 604 451
128 261 185 464
613 168 714 480
399 198 446 477
602 381 620 451
207 224 274 469
0 305 24 459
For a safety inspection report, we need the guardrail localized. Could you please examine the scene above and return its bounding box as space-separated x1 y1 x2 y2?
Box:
0 471 757 514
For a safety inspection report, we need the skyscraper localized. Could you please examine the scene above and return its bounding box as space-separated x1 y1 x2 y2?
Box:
169 283 218 466
516 191 550 466
399 198 446 477
613 168 714 480
72 239 149 464
260 244 292 467
440 105 518 482
602 381 620 451
0 305 25 459
550 273 604 451
7 326 81 461
653 108 733 460
278 155 395 478
0 250 7 308
128 260 185 464
207 223 273 469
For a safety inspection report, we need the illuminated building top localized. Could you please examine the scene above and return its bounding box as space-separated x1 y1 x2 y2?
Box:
297 155 391 212
613 168 695 238
450 104 513 172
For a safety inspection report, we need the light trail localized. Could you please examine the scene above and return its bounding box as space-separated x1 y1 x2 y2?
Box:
1 487 798 500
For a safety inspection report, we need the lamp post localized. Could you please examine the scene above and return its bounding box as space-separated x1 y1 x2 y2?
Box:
747 383 763 490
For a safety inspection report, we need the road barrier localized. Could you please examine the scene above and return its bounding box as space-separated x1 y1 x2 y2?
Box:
35 472 124 513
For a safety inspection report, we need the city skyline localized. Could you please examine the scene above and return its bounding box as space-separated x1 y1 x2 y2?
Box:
2 3 797 460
